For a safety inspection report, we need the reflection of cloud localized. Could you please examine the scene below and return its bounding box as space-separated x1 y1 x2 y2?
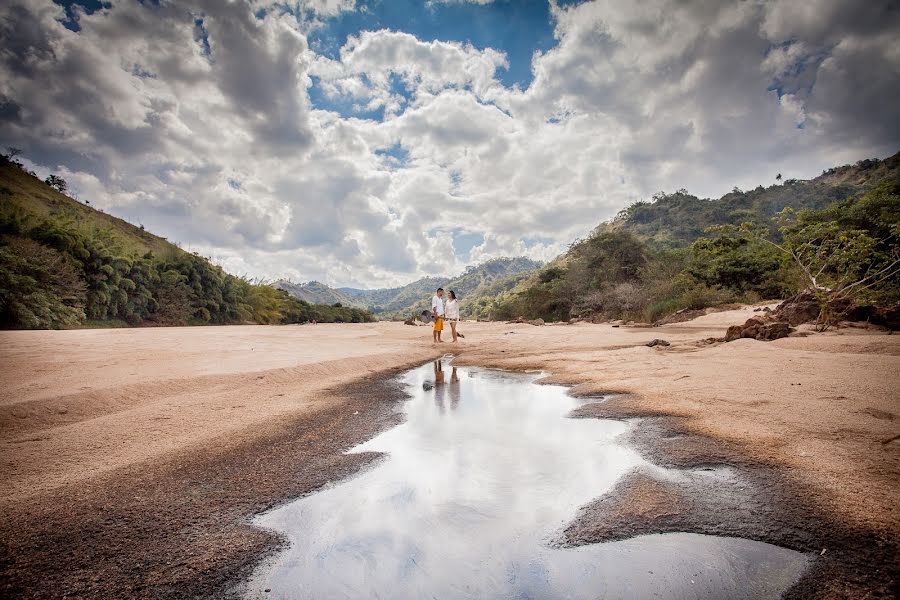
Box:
1 0 897 287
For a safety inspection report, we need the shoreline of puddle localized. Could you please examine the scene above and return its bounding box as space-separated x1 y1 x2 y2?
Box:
243 358 812 599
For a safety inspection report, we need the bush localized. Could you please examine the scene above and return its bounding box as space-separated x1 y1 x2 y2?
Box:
0 236 86 329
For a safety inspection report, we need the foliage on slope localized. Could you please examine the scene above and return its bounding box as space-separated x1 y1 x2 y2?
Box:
613 152 900 247
0 157 373 329
491 154 900 324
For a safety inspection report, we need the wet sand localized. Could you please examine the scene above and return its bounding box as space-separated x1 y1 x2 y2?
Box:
1 310 898 597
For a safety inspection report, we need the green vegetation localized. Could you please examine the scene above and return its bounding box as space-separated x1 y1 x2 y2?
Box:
283 257 542 320
4 148 897 330
384 257 542 320
274 280 366 308
759 181 900 326
0 157 373 329
490 154 900 325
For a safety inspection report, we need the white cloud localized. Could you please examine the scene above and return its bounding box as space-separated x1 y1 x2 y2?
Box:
1 0 897 288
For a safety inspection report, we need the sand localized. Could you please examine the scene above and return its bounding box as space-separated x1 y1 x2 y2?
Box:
1 310 898 597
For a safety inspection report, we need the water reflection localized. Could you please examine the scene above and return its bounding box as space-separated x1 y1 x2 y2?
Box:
249 360 808 599
433 360 460 412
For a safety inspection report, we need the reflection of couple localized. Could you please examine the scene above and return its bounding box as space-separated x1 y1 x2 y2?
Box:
431 287 460 343
433 360 460 411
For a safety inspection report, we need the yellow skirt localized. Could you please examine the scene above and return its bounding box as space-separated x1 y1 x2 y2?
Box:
433 317 444 332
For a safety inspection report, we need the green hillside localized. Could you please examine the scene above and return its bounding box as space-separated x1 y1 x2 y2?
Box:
274 280 364 308
0 157 180 260
0 157 373 328
340 276 446 313
491 152 900 324
333 257 542 319
613 152 900 247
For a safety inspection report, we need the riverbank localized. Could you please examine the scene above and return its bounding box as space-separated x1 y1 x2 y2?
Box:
1 311 897 597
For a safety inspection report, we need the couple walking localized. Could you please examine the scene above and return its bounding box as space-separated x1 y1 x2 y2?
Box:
431 287 460 343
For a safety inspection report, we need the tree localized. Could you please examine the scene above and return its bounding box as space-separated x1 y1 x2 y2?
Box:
745 181 900 328
4 147 22 161
688 225 789 298
44 174 68 193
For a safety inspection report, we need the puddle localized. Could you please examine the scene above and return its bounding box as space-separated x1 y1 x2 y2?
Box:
248 360 808 599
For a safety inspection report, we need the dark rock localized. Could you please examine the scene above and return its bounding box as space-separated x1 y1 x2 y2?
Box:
772 291 821 326
725 316 794 342
646 339 671 347
774 290 900 330
869 305 900 330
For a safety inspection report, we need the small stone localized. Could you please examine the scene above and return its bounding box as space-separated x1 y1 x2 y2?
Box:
645 339 670 347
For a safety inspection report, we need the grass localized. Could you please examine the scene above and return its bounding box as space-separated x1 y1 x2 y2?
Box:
1 162 182 260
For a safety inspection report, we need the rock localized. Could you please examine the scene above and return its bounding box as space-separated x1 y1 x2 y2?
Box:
774 290 900 330
506 316 544 325
772 291 821 325
725 316 794 342
854 305 900 330
404 318 416 325
646 339 671 347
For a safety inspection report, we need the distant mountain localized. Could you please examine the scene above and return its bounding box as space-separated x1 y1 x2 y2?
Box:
368 257 543 319
273 280 363 308
277 257 542 320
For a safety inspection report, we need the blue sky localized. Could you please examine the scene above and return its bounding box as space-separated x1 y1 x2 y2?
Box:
296 0 577 122
305 0 561 88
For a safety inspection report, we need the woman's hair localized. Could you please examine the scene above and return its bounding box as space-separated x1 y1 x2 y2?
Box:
448 290 457 300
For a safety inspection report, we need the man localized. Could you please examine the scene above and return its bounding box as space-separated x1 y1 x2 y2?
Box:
431 287 445 343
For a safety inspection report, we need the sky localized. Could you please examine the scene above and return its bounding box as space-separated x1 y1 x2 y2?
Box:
1 0 899 287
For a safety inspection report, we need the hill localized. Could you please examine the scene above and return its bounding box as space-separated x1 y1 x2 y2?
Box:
330 257 542 319
0 156 374 328
273 280 364 308
490 152 900 324
278 257 541 320
612 152 900 246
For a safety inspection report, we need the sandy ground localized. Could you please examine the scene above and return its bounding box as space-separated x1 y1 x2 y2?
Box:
1 310 898 597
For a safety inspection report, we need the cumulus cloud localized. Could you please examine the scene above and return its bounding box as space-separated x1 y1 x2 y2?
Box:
1 0 898 288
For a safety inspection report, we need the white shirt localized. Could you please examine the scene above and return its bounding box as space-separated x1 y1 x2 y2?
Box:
431 295 445 317
445 298 459 320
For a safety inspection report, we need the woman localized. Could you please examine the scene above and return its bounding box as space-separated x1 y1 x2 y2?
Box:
445 290 460 342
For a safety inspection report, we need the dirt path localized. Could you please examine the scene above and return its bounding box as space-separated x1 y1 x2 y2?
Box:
1 313 897 597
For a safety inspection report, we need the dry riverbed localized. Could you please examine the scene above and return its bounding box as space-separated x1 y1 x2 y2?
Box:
1 310 898 598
